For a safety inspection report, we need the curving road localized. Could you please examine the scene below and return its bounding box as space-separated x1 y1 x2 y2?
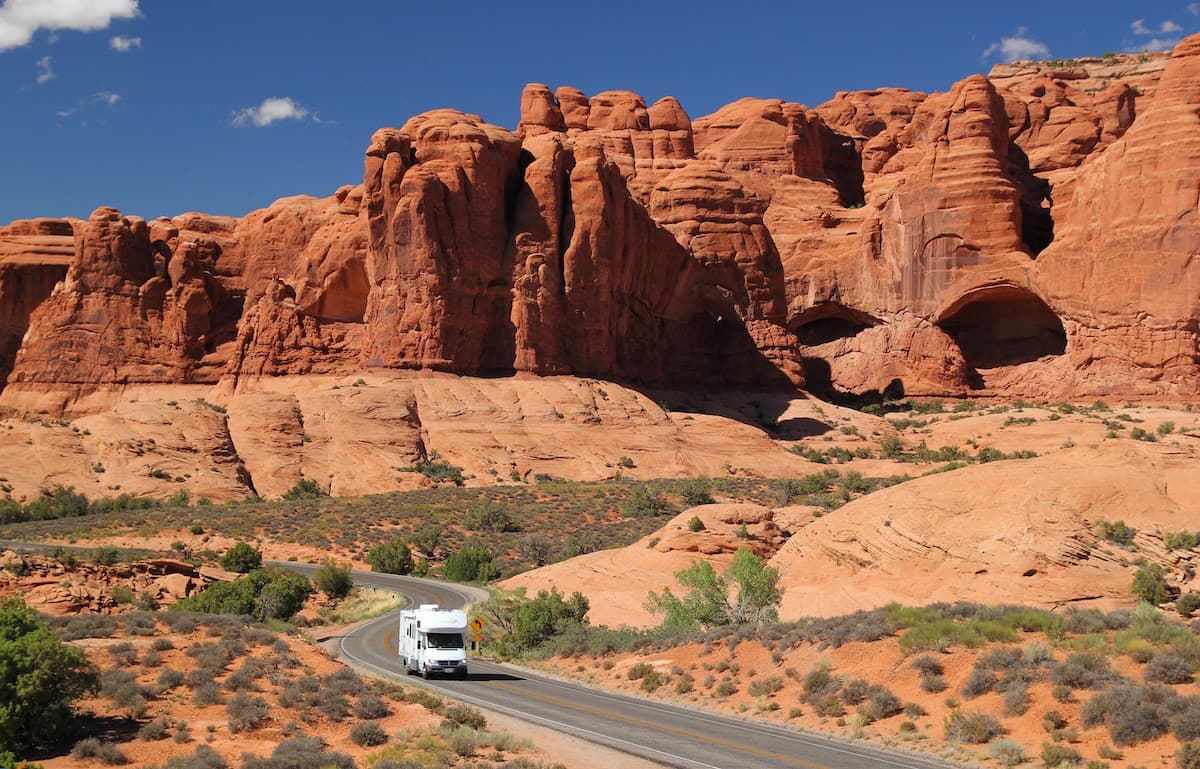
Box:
272 562 963 769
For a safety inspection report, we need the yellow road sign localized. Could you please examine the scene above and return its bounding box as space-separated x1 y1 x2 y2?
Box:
472 632 483 643
469 616 486 632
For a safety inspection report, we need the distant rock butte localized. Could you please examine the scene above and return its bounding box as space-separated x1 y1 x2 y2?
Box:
1 45 1197 404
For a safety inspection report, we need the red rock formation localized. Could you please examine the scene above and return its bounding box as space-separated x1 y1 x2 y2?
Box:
5 38 1200 403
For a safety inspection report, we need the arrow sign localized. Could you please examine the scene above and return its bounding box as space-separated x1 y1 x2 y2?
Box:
469 616 486 632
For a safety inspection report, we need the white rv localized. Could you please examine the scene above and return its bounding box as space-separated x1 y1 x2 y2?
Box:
399 604 469 679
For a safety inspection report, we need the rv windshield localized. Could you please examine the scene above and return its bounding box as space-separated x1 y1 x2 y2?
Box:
426 632 465 649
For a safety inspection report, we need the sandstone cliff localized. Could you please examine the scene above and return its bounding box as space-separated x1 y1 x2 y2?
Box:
0 44 1195 404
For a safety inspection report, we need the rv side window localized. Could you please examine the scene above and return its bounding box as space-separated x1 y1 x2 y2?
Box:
427 632 465 649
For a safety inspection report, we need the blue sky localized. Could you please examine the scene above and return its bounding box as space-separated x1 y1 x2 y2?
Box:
1 0 1195 222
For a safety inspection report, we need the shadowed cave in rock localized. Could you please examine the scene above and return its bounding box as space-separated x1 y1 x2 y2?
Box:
790 303 878 346
937 286 1066 371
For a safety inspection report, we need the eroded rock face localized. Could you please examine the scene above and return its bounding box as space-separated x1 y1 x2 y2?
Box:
3 44 1198 402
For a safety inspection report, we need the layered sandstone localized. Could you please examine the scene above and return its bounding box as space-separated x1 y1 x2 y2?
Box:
0 45 1196 406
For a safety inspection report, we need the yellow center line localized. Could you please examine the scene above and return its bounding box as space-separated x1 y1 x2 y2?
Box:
378 626 828 769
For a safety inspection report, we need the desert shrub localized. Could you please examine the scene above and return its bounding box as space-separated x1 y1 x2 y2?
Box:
687 516 705 532
241 736 354 769
365 539 414 575
193 682 224 706
714 680 738 698
840 677 869 705
465 503 520 533
910 655 944 676
627 662 654 681
164 745 226 769
441 703 487 730
1043 711 1068 732
1177 593 1200 618
812 696 845 717
322 669 365 696
944 710 1004 744
679 479 715 507
1081 684 1175 746
353 693 390 720
858 685 903 722
139 717 171 741
1171 697 1200 741
219 542 262 573
157 668 185 690
314 560 353 599
349 721 388 747
748 676 784 698
1146 650 1195 684
988 738 1027 767
1041 743 1082 768
108 641 138 667
674 674 695 694
1097 520 1137 547
403 452 464 486
641 670 668 691
921 673 947 693
72 738 129 765
227 692 270 733
282 479 326 500
962 668 996 698
440 546 497 582
1180 742 1200 769
1004 680 1032 715
802 666 840 701
622 486 672 518
1052 652 1118 689
1165 531 1200 552
1132 564 1172 605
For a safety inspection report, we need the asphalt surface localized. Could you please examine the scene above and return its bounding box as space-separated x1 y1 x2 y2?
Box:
274 562 962 769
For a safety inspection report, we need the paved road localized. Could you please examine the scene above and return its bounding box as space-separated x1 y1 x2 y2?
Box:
0 545 960 769
279 562 962 769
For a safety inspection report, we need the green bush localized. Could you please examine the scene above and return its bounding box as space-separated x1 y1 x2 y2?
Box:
678 479 715 507
465 503 519 532
1097 520 1137 547
1132 564 1172 605
366 539 414 575
509 589 589 651
314 560 353 599
0 597 98 754
1179 742 1200 769
441 546 497 583
645 547 782 629
687 515 705 532
281 479 325 500
403 452 464 486
622 486 672 518
172 569 312 621
220 541 262 573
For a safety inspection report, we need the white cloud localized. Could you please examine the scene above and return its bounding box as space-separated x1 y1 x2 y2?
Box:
231 96 312 127
982 27 1051 61
1131 18 1183 35
56 90 121 119
34 54 53 84
1190 3 1200 16
109 34 139 51
1127 37 1182 52
0 0 139 51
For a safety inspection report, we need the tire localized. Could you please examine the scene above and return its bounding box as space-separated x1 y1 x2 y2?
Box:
456 668 467 680
421 665 431 680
